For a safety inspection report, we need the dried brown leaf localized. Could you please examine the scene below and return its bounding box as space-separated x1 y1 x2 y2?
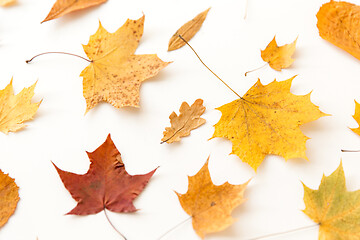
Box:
162 99 205 144
168 8 210 51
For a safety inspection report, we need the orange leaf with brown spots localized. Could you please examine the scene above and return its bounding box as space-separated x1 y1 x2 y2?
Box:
81 15 170 112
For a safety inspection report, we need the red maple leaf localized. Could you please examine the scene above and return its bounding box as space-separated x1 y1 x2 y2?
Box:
52 134 156 215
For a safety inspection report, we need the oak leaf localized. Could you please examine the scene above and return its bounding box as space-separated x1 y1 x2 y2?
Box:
0 79 41 134
0 0 15 7
168 8 210 51
261 36 297 71
212 76 327 171
0 169 19 228
303 162 360 240
81 15 170 112
161 99 206 144
317 1 360 61
176 158 249 239
42 0 107 23
52 134 156 215
350 100 360 136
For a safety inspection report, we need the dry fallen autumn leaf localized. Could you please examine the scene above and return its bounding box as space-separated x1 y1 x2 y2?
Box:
81 15 170 112
42 0 107 23
168 8 210 51
303 162 360 239
161 99 206 144
0 79 41 134
212 76 327 171
261 36 297 71
350 100 360 136
0 169 19 228
317 1 360 61
53 134 156 215
176 158 249 239
0 0 15 7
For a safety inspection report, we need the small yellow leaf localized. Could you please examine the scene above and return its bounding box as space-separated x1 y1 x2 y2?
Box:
261 36 297 71
168 8 210 51
0 79 41 134
0 169 19 228
81 15 170 112
161 99 206 144
317 1 360 61
176 158 249 239
303 162 360 240
0 0 15 7
212 76 327 171
42 0 107 23
350 100 360 136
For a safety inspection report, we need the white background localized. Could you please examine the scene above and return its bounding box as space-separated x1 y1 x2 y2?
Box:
1 0 360 239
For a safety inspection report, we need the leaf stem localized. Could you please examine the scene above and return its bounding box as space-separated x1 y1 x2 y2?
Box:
341 149 360 152
156 216 192 240
244 0 248 19
177 35 242 99
245 63 267 76
26 52 92 63
247 224 319 240
104 208 127 240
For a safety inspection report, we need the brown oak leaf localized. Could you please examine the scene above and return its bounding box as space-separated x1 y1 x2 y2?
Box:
161 99 206 144
0 169 19 228
52 134 156 215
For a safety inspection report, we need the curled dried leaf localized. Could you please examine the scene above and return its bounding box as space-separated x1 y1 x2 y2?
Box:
317 1 360 61
161 99 206 144
0 0 16 7
168 8 210 51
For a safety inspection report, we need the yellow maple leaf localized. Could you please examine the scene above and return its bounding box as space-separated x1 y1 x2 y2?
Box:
317 1 360 61
168 8 210 51
303 162 360 240
0 79 41 134
42 0 107 23
212 76 327 171
0 169 19 228
176 158 249 239
350 100 360 136
81 15 170 112
161 99 206 144
261 36 297 71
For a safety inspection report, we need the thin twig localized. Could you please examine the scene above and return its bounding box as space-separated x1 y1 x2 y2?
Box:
341 149 360 152
104 208 127 240
156 216 192 240
247 224 319 240
244 0 249 19
177 35 242 99
26 52 92 63
245 63 267 76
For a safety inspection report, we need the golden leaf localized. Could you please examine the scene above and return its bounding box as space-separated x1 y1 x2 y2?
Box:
168 8 210 51
350 100 360 136
317 1 360 61
0 0 15 7
81 15 170 112
0 79 41 134
212 76 327 171
0 169 19 228
42 0 107 23
176 158 249 239
161 99 206 144
303 162 360 240
261 36 297 71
